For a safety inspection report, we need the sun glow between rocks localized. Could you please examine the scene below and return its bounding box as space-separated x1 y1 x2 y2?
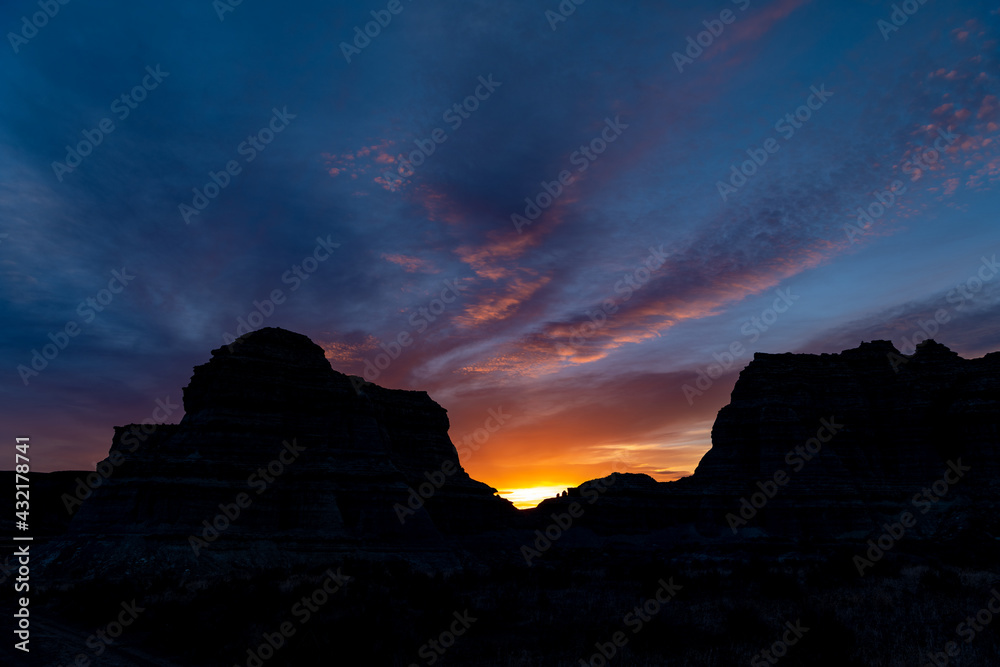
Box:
499 485 570 509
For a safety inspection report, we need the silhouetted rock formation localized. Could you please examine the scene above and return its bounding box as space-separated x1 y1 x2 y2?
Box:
536 340 1000 541
37 334 1000 586
699 339 999 486
54 328 515 580
17 334 1000 667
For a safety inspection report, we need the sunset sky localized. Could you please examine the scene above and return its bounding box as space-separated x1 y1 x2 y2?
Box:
3 0 1000 508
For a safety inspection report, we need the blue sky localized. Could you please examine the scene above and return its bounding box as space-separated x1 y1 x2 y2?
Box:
3 0 999 506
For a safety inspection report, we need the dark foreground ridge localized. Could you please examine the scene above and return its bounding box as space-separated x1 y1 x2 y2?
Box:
536 338 1000 540
35 327 518 579
9 331 1000 568
3 329 1000 665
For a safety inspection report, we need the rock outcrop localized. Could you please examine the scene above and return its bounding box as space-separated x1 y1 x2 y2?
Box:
38 334 1000 582
55 328 515 579
535 340 1000 541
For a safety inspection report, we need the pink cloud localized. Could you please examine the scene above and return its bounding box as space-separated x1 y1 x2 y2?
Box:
381 253 440 274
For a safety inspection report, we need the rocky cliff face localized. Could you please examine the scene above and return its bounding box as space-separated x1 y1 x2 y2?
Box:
40 335 1000 582
697 339 1000 488
57 328 515 579
536 340 1000 541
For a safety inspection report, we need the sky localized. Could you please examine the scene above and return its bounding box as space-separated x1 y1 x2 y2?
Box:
2 0 999 508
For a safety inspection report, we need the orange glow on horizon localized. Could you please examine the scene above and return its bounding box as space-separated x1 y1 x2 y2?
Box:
454 413 715 511
499 485 571 509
